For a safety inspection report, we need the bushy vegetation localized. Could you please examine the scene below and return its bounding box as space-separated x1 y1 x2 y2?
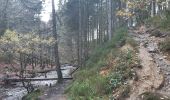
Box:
146 16 162 28
146 10 170 53
160 10 170 30
146 10 170 31
159 37 170 52
66 28 139 99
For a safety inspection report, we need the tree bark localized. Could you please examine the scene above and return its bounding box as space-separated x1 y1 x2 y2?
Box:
78 0 82 67
108 0 112 40
52 0 63 83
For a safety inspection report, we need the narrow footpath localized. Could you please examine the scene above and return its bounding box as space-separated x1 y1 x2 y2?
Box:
127 29 170 99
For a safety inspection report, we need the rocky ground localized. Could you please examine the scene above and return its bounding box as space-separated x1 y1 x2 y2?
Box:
127 27 170 99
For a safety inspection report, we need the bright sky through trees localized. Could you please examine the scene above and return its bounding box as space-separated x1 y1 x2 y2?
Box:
41 0 59 22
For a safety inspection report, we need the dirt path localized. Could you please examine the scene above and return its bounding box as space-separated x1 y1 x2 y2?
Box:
127 31 168 99
38 80 72 100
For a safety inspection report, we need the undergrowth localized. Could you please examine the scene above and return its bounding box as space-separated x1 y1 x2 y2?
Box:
159 37 170 52
146 10 170 31
66 28 139 100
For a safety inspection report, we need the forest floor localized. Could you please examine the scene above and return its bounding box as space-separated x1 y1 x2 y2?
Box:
126 27 170 99
38 80 71 100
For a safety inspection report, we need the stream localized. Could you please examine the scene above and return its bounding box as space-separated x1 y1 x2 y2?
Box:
0 65 74 100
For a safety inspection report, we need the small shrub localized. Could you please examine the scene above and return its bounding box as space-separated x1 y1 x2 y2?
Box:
67 75 111 100
126 37 138 48
90 75 111 95
160 10 170 30
70 80 95 98
111 28 127 48
146 10 170 30
145 16 162 27
159 37 170 52
108 72 122 89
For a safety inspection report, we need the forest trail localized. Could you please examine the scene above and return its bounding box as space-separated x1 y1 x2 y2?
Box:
38 80 71 100
127 28 170 99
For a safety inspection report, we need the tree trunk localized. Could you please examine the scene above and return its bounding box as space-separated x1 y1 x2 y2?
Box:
0 0 9 36
151 0 156 17
78 0 82 67
108 0 112 40
52 0 63 83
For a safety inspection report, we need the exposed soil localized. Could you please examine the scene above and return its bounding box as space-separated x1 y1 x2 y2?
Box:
127 28 170 99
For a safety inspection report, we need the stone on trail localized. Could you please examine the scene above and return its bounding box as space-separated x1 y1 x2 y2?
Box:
163 56 167 59
148 46 157 53
159 58 163 60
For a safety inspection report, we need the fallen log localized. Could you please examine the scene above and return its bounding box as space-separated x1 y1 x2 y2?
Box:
27 68 67 74
70 66 80 75
1 77 73 82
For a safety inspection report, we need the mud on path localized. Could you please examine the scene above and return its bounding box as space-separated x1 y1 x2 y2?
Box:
127 30 170 99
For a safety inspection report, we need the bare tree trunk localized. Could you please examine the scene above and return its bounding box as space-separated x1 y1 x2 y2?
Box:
0 0 9 36
108 0 112 40
151 0 156 17
52 0 63 83
78 0 82 67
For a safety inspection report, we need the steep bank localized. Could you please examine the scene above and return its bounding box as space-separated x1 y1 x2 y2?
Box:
66 27 170 100
66 28 141 99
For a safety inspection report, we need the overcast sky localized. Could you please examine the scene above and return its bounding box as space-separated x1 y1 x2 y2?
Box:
41 0 59 22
